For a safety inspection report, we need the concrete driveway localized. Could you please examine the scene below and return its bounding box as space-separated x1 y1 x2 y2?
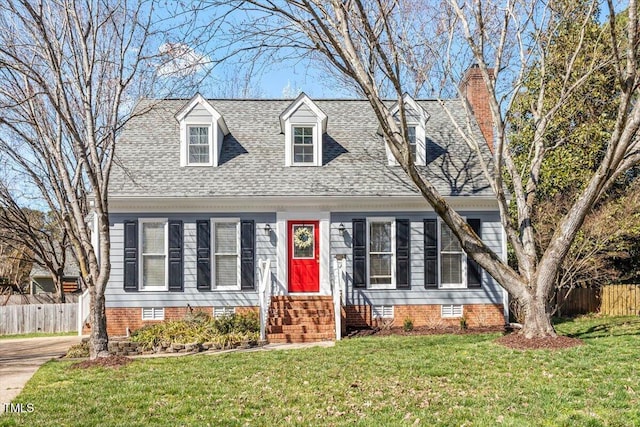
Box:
0 336 81 405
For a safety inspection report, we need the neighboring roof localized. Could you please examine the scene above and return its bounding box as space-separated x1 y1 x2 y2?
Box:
110 98 494 199
30 246 80 278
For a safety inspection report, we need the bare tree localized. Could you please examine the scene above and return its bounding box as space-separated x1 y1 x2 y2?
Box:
197 0 640 338
0 190 72 303
0 0 160 358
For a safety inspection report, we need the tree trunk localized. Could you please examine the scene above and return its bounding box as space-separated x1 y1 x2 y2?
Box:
521 293 557 338
53 275 65 303
88 289 109 359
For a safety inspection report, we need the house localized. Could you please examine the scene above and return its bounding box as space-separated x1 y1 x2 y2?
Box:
100 68 508 342
29 248 81 295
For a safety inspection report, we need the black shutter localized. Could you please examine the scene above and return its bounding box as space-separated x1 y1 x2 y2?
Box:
467 218 482 288
196 220 211 291
424 219 438 289
123 221 138 291
352 219 366 288
168 220 184 291
240 220 255 290
396 219 411 289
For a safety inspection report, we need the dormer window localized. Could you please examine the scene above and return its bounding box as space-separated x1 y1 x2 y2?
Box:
380 94 429 166
407 126 417 160
293 126 315 164
188 126 211 164
280 93 327 167
176 94 229 167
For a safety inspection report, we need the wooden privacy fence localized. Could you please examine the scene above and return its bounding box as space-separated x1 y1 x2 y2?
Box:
555 284 640 316
0 303 77 335
600 284 640 316
556 287 601 316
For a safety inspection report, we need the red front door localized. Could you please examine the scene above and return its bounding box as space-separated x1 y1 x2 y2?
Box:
288 221 320 292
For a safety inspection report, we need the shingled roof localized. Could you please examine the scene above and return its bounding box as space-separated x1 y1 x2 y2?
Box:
109 98 493 199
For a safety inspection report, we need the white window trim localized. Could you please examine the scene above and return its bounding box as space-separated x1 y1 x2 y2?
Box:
386 122 426 166
211 218 241 290
291 125 317 166
438 219 467 289
441 304 463 318
138 218 168 291
366 217 396 290
142 307 165 320
286 123 321 167
185 124 213 166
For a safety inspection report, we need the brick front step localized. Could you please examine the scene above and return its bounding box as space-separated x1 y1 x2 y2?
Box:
267 324 335 334
270 301 334 310
268 316 334 326
267 296 336 344
267 332 335 343
269 309 334 318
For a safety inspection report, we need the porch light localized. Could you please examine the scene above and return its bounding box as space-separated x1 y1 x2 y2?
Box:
264 224 272 234
338 223 346 234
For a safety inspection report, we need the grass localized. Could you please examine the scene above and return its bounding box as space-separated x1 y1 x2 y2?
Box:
2 316 640 426
0 331 77 340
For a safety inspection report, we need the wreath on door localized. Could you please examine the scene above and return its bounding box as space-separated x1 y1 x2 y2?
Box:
294 227 313 249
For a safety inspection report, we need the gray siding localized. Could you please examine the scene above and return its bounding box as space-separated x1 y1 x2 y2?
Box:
330 211 504 306
289 103 318 124
393 105 421 122
106 213 276 308
187 104 213 122
106 210 504 309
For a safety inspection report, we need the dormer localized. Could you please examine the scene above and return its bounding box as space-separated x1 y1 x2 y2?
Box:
279 93 327 167
381 94 429 166
175 94 229 167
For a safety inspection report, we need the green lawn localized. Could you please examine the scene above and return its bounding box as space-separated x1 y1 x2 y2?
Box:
2 316 639 426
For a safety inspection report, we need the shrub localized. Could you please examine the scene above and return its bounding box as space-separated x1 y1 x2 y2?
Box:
130 311 260 351
460 316 468 330
403 318 414 332
65 342 90 358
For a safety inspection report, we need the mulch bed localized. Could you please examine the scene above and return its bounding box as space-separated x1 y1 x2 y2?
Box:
71 355 133 369
346 325 504 338
347 325 583 350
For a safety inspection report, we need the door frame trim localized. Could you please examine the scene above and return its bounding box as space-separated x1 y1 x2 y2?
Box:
277 211 330 296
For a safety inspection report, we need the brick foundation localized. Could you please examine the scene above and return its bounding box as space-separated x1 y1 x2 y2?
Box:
104 306 258 336
345 304 504 330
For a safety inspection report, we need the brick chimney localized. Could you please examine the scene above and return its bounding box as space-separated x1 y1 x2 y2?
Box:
459 65 494 152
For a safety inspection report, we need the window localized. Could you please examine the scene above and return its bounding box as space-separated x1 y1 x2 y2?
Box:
280 94 326 167
440 222 464 288
441 304 463 318
407 126 417 159
188 126 210 164
213 221 240 288
293 126 314 164
372 305 394 319
292 224 315 258
177 94 229 168
213 306 236 318
368 219 395 288
140 220 167 290
142 307 165 320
